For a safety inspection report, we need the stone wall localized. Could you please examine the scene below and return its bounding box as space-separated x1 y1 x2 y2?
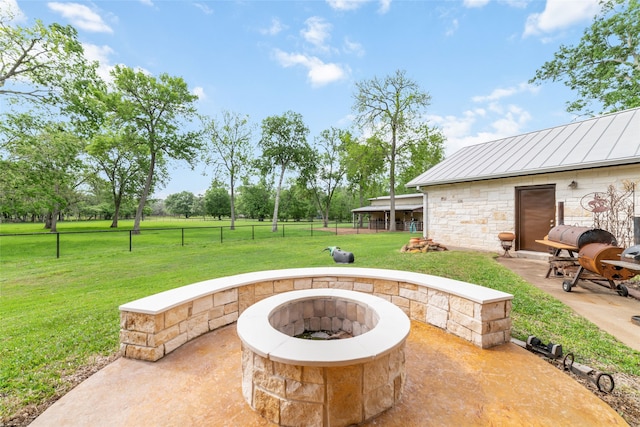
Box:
120 270 513 362
422 164 639 252
242 344 405 426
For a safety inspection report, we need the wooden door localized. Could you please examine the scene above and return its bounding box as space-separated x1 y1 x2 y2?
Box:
516 185 556 252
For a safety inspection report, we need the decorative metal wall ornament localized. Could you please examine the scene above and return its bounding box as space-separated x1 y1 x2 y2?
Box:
580 192 611 213
581 182 635 248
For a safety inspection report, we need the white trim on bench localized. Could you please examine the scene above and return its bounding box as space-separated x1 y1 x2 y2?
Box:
119 267 511 315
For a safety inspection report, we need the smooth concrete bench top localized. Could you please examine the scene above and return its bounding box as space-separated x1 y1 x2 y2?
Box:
236 289 410 366
119 267 513 315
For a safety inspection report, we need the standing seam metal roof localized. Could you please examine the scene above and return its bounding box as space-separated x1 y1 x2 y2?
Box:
407 107 640 187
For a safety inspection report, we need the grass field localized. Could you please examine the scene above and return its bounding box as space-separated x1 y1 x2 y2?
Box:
1 219 639 422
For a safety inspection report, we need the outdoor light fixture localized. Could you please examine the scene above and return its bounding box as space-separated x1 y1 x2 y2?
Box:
568 180 578 189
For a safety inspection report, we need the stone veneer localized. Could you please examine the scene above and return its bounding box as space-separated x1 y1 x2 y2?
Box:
119 267 513 362
237 289 410 426
421 164 639 252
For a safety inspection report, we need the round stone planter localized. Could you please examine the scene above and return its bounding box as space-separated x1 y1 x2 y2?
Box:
236 289 410 427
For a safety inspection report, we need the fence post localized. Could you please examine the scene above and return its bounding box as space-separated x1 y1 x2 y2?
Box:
220 227 223 244
282 224 285 238
311 223 313 237
335 220 338 235
129 230 132 252
181 228 184 246
252 225 255 240
56 232 60 259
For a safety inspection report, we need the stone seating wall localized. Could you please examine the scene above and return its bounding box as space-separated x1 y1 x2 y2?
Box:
119 267 514 362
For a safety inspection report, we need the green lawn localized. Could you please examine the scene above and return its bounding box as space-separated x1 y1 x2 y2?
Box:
1 219 639 422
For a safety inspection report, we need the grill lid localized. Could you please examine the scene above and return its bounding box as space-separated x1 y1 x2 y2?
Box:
547 225 618 249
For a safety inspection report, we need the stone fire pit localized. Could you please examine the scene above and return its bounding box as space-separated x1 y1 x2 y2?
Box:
236 288 410 426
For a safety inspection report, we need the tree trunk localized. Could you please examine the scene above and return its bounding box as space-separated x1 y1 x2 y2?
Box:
388 128 397 231
271 166 286 232
111 192 122 228
44 212 52 229
133 152 156 234
230 175 236 231
358 186 365 227
50 204 59 233
323 206 329 228
313 189 329 228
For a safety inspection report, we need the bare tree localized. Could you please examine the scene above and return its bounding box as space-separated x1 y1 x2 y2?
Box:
352 69 431 231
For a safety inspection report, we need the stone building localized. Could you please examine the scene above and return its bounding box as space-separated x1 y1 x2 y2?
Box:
406 107 640 254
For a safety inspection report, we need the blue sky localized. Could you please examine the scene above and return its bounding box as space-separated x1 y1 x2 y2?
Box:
6 0 602 198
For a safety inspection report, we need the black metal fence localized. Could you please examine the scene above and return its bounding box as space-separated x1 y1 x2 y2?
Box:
1 221 381 259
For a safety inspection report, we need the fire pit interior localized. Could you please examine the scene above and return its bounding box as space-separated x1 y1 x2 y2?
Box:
270 293 377 341
237 288 410 427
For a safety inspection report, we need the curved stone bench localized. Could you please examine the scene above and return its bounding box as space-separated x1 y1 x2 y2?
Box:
119 267 514 361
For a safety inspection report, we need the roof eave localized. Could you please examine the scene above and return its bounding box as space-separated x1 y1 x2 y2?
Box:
408 158 640 188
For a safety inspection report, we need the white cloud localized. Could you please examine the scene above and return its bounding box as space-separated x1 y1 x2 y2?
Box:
47 2 113 33
431 105 531 155
193 86 206 100
260 18 286 36
193 2 213 15
82 43 115 81
445 18 459 37
326 0 391 13
471 82 539 102
378 0 391 14
491 104 531 134
326 0 369 11
301 17 332 50
139 0 153 6
463 0 490 8
1 0 26 22
343 37 365 57
501 0 530 8
431 82 538 154
273 49 348 87
524 0 600 37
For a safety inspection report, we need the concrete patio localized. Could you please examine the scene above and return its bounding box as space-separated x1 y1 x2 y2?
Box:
31 320 626 426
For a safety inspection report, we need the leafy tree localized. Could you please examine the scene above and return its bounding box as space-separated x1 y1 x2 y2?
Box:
202 111 254 229
165 191 196 218
303 127 348 227
342 134 387 226
328 187 357 222
149 198 167 216
530 0 640 115
0 10 97 106
0 114 85 231
101 66 202 233
396 123 445 194
80 176 114 220
257 111 311 232
203 185 231 220
352 69 432 231
237 180 272 221
86 118 149 227
278 181 316 221
191 195 206 218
